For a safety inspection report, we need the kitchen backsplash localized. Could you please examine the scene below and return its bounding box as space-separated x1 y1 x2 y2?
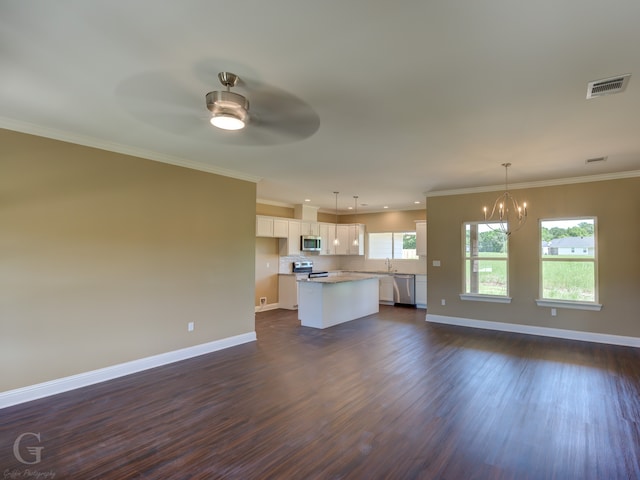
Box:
279 254 426 274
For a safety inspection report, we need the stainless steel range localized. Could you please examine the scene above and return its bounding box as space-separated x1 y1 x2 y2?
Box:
292 261 328 278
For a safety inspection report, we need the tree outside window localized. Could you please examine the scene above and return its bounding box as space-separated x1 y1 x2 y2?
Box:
463 223 508 296
369 232 418 259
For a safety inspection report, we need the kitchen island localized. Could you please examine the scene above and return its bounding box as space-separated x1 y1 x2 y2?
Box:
297 274 379 329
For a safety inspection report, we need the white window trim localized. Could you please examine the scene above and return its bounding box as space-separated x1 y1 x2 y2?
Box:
535 299 602 311
539 216 600 307
368 231 419 260
460 293 512 304
462 221 509 298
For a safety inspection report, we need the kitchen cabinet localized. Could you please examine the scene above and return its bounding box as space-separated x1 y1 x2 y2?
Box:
416 221 427 257
274 218 289 238
256 215 289 238
300 221 319 236
280 220 301 256
319 223 364 256
319 223 336 255
278 274 299 310
379 275 394 304
415 274 427 308
335 225 350 255
348 224 365 255
256 216 274 237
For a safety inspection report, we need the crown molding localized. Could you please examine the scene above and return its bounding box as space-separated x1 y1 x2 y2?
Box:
0 117 262 183
256 198 297 208
425 170 640 198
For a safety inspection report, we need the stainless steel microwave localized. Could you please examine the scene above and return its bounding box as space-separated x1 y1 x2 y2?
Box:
301 235 321 252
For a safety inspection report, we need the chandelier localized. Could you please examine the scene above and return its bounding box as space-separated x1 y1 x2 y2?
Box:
483 163 528 236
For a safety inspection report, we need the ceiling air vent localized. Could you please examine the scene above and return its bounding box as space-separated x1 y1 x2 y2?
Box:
586 74 631 99
585 156 607 165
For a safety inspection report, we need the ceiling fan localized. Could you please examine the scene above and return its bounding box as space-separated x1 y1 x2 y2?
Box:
116 66 320 146
206 72 249 131
202 71 320 144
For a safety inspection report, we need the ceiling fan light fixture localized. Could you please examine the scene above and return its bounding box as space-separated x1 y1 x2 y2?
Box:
206 89 249 131
210 114 246 130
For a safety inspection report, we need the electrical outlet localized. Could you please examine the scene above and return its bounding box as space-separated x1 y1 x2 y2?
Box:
188 322 194 332
551 308 557 317
260 297 267 306
441 299 446 306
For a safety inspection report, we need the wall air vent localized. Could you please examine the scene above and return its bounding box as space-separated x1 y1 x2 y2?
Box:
586 74 631 99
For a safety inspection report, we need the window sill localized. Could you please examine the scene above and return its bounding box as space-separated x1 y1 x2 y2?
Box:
459 294 512 304
535 299 603 311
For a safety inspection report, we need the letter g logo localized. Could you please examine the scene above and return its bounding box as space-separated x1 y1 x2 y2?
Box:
13 432 43 465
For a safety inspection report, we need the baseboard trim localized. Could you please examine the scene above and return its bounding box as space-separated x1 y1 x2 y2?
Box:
426 314 640 348
0 331 257 410
255 302 280 313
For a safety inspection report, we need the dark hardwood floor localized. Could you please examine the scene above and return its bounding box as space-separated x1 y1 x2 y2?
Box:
2 306 640 479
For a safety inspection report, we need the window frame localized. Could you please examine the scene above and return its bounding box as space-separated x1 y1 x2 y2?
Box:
367 231 418 260
536 216 602 311
460 221 511 303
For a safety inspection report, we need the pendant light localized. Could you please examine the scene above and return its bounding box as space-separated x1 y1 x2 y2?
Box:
352 195 359 247
333 192 340 246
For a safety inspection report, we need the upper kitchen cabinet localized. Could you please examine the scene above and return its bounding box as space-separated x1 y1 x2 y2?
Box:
348 224 365 255
300 221 320 236
319 223 336 255
280 220 301 256
415 221 426 257
335 225 350 255
273 218 289 238
256 215 288 238
319 223 364 256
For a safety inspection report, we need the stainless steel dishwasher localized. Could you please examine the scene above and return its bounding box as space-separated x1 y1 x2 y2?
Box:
393 274 416 306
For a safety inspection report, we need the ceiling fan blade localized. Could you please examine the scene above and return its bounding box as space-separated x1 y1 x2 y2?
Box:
206 76 320 146
115 70 206 135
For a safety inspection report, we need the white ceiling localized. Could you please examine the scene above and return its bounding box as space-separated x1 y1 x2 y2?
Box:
2 1 640 213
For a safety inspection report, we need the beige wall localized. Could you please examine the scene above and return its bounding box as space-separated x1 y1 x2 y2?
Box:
255 237 280 305
341 209 426 231
256 203 294 218
1 129 257 391
426 177 640 337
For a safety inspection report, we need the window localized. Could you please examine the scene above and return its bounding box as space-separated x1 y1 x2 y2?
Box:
538 218 600 309
462 222 509 300
369 232 418 259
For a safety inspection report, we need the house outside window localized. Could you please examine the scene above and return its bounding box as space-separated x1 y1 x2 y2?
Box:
461 222 509 302
537 217 601 310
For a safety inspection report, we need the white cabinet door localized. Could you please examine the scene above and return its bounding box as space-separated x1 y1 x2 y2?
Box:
416 221 427 257
348 224 365 255
278 275 299 310
415 274 427 308
379 275 394 304
300 222 320 236
335 225 350 255
319 223 336 255
256 216 274 237
273 218 289 238
280 220 301 256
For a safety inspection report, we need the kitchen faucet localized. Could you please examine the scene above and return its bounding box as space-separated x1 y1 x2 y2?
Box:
385 258 393 272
